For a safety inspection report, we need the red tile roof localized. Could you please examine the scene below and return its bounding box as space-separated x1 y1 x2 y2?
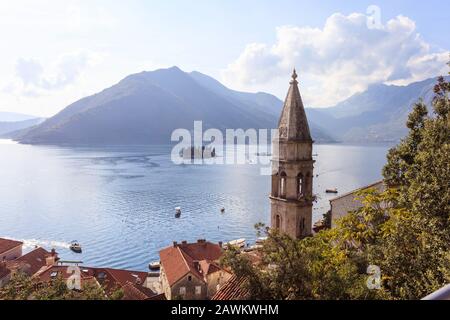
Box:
34 265 157 300
98 268 147 287
35 265 94 283
0 238 23 255
8 247 52 276
122 281 158 300
159 240 224 286
211 275 250 300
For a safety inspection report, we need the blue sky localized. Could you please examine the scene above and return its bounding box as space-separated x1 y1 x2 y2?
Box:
0 0 449 117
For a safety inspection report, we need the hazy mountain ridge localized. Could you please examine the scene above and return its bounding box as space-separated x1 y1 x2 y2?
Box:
15 66 334 145
306 76 448 142
0 118 45 136
0 111 40 122
12 67 445 145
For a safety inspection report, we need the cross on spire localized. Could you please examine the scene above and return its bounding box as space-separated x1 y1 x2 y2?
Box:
290 68 298 84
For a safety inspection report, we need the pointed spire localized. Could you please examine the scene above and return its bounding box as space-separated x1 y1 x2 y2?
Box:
277 68 312 142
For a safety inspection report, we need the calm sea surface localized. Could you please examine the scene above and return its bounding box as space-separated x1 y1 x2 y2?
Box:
0 140 391 271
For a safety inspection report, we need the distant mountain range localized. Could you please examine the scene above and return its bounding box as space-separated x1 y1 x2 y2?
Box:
305 76 449 142
0 111 39 122
0 112 44 137
12 66 333 145
9 67 447 145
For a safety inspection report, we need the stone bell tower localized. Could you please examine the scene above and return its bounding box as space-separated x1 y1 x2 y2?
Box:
270 69 314 239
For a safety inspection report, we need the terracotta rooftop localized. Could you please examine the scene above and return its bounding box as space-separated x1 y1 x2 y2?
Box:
34 265 156 300
212 275 250 300
7 247 53 276
0 238 23 256
122 281 159 300
159 240 224 286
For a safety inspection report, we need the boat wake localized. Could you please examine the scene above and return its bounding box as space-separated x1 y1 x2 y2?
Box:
0 236 71 250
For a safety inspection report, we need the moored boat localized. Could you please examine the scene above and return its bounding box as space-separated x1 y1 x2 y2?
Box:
224 238 246 249
326 188 338 194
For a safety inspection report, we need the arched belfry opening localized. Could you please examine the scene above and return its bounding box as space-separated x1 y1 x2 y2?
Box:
269 69 314 239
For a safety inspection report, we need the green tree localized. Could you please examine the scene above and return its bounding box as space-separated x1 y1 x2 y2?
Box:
0 273 109 300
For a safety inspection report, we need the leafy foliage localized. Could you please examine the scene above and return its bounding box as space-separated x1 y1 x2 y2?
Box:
0 272 117 300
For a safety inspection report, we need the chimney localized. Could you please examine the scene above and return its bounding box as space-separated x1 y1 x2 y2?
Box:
197 239 206 244
218 241 223 248
181 240 187 245
45 256 56 266
173 241 178 247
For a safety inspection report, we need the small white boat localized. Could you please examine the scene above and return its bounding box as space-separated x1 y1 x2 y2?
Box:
256 237 268 244
224 238 246 249
149 261 160 271
69 241 82 253
175 207 182 218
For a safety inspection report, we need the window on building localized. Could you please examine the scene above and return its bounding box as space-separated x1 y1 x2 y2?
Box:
297 173 304 198
188 275 192 281
279 172 287 198
299 217 306 236
179 287 186 295
275 215 281 229
195 286 202 295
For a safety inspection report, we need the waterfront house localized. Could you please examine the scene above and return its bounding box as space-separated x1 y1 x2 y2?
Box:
159 239 231 300
0 238 23 261
7 247 58 277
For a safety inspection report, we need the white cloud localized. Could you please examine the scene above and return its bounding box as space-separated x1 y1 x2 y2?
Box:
222 12 449 107
9 50 103 96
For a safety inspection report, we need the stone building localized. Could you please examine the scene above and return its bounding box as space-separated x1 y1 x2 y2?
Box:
0 238 23 261
270 70 314 239
159 240 231 300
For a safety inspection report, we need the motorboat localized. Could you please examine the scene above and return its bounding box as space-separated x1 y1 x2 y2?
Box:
220 207 225 213
69 241 82 253
175 207 182 218
326 188 338 194
149 261 161 271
